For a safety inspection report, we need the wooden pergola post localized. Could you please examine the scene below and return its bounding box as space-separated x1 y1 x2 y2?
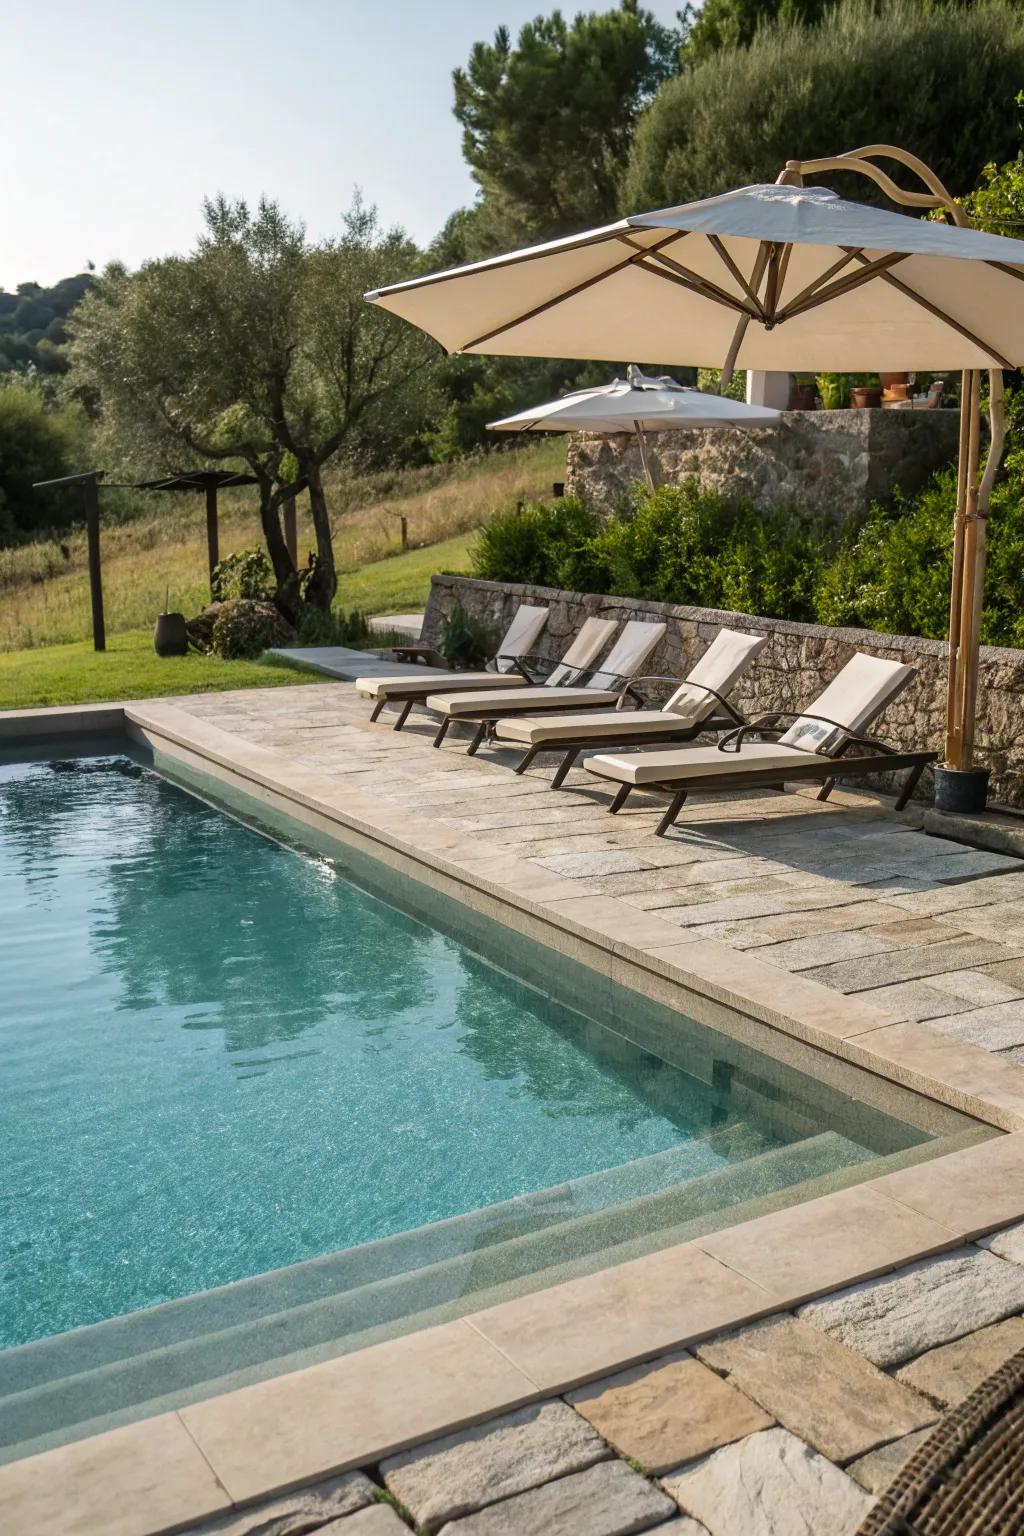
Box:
205 483 220 585
33 470 107 651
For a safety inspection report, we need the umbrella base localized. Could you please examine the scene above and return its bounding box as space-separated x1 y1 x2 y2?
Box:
934 765 990 814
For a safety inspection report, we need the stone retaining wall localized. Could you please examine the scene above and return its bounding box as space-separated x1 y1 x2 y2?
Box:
422 575 1024 807
565 408 961 519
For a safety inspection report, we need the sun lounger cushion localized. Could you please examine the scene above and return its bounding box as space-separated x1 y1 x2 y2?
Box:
588 742 810 786
358 671 529 700
494 604 549 672
495 709 692 745
546 617 618 685
586 621 666 688
778 654 914 752
663 628 769 721
427 686 623 717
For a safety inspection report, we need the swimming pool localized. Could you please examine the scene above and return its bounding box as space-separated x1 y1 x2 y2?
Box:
0 741 988 1459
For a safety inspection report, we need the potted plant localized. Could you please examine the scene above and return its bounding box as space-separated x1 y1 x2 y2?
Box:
849 373 883 408
815 372 848 411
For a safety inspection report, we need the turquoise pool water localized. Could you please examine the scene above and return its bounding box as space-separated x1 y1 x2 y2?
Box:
0 743 988 1457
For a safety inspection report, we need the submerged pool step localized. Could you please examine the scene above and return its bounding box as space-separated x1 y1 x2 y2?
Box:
0 1129 877 1461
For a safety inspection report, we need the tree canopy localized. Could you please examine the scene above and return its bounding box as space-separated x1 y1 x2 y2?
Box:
625 0 1024 211
0 273 95 375
453 0 679 251
67 197 434 611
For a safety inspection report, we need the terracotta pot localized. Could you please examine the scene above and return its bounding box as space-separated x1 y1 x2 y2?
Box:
850 386 882 409
879 371 909 389
883 383 910 402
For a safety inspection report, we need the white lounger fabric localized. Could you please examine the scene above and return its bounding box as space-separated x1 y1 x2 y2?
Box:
493 627 767 745
588 741 810 785
357 603 547 699
426 620 667 720
586 653 915 788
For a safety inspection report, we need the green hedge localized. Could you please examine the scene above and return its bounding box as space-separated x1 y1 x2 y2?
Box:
471 471 1024 650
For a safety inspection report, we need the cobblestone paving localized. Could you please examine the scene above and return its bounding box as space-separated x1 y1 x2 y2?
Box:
175 681 1024 1069
183 1222 1024 1535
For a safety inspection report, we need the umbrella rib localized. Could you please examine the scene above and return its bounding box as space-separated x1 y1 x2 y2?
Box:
454 232 681 352
848 253 1014 368
633 255 756 318
707 236 767 317
776 249 864 316
776 251 912 322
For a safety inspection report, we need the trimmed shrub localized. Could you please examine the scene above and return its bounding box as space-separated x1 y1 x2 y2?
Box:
209 599 293 659
471 497 603 588
210 548 275 603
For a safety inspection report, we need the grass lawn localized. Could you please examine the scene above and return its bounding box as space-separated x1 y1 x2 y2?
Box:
338 531 473 613
0 630 327 711
0 534 476 710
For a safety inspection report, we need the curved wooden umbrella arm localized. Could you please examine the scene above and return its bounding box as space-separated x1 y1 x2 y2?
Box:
781 145 967 226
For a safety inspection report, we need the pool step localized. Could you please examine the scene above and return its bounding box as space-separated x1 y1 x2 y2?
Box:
0 1129 884 1462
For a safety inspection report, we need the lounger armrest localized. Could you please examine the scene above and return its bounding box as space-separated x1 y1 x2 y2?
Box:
499 652 550 683
832 730 897 757
717 711 884 756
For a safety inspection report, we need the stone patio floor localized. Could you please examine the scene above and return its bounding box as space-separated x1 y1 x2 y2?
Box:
177 680 1024 1065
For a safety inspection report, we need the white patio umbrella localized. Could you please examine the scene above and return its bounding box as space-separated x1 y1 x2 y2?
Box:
368 147 1024 786
487 366 781 489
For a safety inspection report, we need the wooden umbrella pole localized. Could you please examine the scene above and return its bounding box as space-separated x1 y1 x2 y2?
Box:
960 369 1007 766
956 371 984 766
943 369 975 768
634 422 657 491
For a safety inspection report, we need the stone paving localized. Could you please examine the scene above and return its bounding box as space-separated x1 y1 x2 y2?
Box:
183 1220 1024 1536
171 680 1024 1069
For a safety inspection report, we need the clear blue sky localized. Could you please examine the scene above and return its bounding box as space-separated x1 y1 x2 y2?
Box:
2 0 684 290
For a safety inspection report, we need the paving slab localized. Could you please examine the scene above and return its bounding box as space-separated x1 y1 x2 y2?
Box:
978 1217 1024 1264
846 1427 934 1495
695 1315 936 1464
662 1427 874 1536
567 1350 773 1476
927 1000 1024 1051
797 1248 1024 1367
181 1471 375 1533
895 1316 1024 1407
0 1411 231 1536
320 1505 409 1534
869 1132 1024 1240
379 1402 608 1531
856 972 1023 1023
435 1458 675 1536
803 937 1024 994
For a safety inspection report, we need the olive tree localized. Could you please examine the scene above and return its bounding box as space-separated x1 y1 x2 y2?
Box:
68 196 433 616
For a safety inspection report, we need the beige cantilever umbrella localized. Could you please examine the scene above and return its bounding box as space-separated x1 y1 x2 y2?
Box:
368 148 1024 791
487 365 781 490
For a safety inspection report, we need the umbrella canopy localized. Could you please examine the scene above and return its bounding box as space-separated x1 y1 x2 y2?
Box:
488 368 782 434
367 182 1024 373
369 149 1024 786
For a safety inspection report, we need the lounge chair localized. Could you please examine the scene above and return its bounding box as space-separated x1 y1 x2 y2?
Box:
584 653 936 835
489 627 769 786
426 620 668 750
357 603 548 730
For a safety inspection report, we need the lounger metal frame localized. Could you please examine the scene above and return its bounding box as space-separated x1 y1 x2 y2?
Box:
440 664 662 754
602 710 936 836
504 677 749 787
369 650 558 731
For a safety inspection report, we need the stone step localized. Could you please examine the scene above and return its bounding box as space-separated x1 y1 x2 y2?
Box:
0 1131 877 1462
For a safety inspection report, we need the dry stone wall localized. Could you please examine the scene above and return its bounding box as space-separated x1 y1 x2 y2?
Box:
422 575 1024 807
565 409 961 519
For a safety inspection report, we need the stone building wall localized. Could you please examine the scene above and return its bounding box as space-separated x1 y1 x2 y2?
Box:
421 574 1024 808
565 408 961 520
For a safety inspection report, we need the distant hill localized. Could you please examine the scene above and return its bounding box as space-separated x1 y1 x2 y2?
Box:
0 273 96 374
